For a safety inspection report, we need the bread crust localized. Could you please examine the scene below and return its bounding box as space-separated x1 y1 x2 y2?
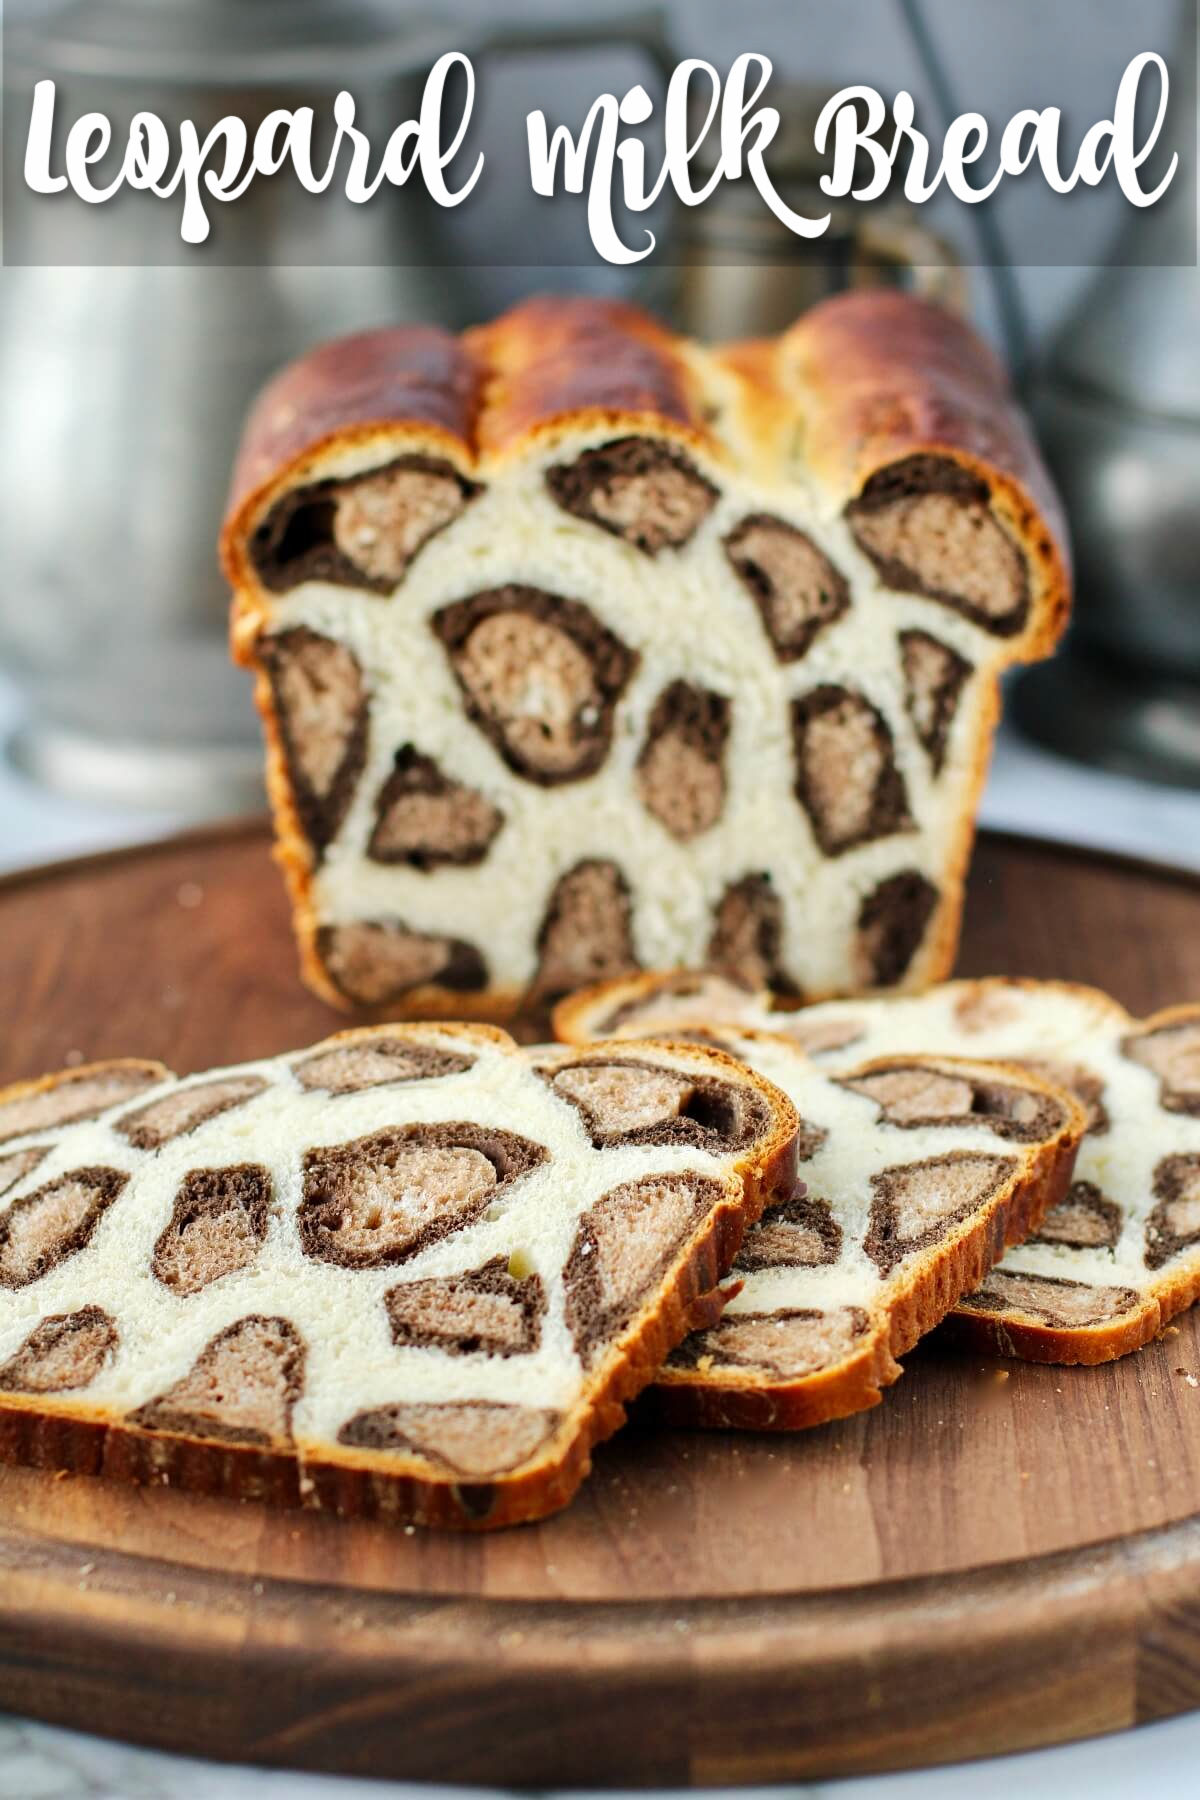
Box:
0 1027 800 1529
223 293 1070 1021
776 291 1072 660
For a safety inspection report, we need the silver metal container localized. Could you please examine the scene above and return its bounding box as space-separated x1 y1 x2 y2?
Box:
0 0 671 812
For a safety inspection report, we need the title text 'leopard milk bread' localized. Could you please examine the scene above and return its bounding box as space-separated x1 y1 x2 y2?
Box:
0 1026 798 1528
556 974 1200 1366
221 292 1070 1020
537 1031 1083 1429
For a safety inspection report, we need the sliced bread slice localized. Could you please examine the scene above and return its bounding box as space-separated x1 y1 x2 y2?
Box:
537 1031 1084 1429
0 1024 798 1527
556 974 1200 1365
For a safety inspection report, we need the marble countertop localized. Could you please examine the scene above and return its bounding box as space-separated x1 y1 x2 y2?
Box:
0 678 1198 1799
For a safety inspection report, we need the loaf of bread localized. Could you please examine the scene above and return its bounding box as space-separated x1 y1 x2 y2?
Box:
539 1030 1083 1428
221 293 1069 1020
0 1025 798 1527
556 974 1200 1365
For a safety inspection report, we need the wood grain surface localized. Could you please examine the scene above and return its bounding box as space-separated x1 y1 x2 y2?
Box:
1 822 1199 1784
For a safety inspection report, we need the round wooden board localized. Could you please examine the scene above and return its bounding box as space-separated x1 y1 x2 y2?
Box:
2 822 1200 1786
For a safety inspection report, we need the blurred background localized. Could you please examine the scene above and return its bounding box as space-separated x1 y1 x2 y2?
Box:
1 0 1197 865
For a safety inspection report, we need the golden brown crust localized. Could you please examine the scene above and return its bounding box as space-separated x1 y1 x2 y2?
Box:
221 298 714 597
556 971 1132 1049
0 1057 171 1117
0 1029 799 1528
222 326 481 574
463 295 712 459
778 292 1071 661
553 970 770 1046
646 1041 1085 1431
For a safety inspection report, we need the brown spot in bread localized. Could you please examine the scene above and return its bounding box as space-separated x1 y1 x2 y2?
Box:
116 1076 267 1151
959 1269 1139 1328
1122 1018 1200 1117
952 987 1024 1033
432 587 636 784
1030 1180 1120 1250
545 436 717 554
597 972 760 1037
130 1316 305 1448
530 861 638 1006
564 1172 722 1362
899 629 971 774
793 686 912 856
636 682 730 842
317 921 487 1006
293 1038 473 1094
249 455 480 594
260 628 367 853
856 870 939 988
866 1151 1015 1275
385 1256 546 1357
0 1306 118 1394
841 1062 1068 1141
151 1165 272 1296
1018 1059 1108 1136
780 1015 866 1057
0 1065 160 1147
338 1399 560 1477
725 515 850 661
846 455 1030 636
670 1306 868 1378
548 1056 772 1153
0 1147 48 1199
1145 1155 1200 1270
737 1195 839 1272
0 1168 128 1289
709 874 800 996
367 746 503 869
300 1123 547 1270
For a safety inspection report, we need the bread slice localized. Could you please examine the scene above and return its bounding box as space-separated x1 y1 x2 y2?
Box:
538 1031 1084 1429
556 974 1200 1366
221 292 1069 1021
0 1025 798 1528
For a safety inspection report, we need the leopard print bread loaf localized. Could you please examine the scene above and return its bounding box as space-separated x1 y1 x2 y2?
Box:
538 1032 1084 1429
0 1025 798 1527
221 292 1070 1020
556 974 1200 1366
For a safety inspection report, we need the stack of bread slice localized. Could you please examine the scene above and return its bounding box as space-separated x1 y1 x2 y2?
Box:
556 974 1200 1372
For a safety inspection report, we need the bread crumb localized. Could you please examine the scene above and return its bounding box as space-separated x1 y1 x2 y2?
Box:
176 882 205 909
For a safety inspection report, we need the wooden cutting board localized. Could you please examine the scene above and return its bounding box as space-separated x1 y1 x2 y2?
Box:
1 822 1200 1786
